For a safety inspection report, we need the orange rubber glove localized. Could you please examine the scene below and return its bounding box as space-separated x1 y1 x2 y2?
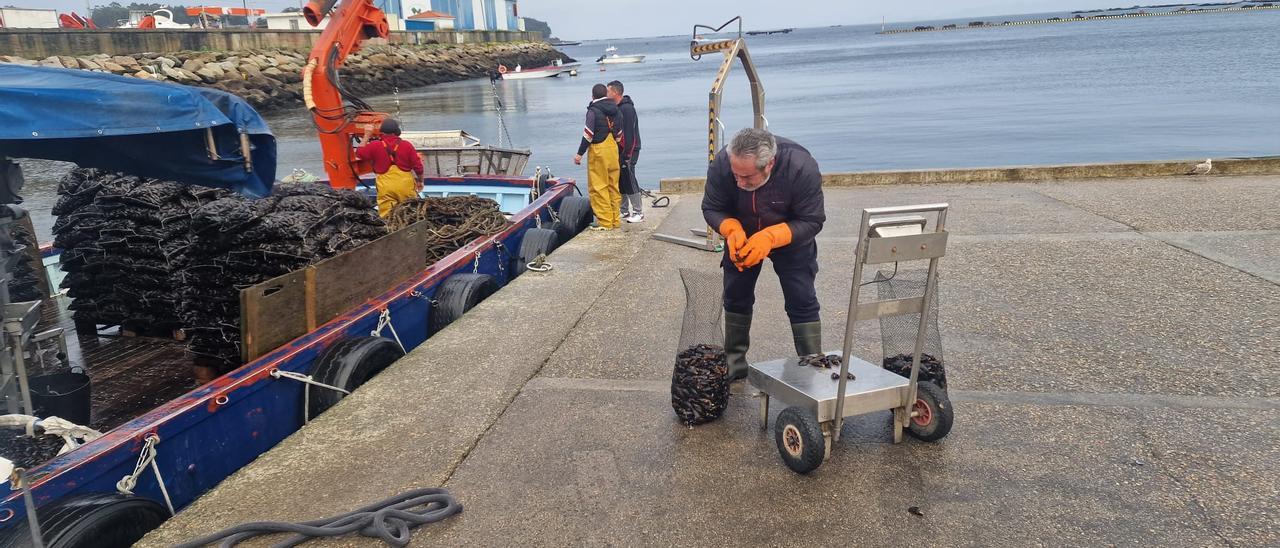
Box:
718 218 747 263
735 223 792 269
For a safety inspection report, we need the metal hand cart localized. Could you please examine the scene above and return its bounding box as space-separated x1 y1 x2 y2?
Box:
748 203 953 474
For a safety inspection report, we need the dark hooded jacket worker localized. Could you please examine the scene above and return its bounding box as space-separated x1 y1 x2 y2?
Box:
573 84 624 230
701 128 826 381
356 118 424 217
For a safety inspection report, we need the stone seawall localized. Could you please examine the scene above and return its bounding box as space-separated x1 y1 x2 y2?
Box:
1 41 568 113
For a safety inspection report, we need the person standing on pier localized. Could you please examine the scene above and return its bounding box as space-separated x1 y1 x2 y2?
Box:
357 118 424 217
702 128 826 381
608 80 644 223
574 83 624 231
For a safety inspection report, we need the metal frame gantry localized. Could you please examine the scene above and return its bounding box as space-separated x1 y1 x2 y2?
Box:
651 16 767 251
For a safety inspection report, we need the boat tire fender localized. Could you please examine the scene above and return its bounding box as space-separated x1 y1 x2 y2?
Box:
430 273 498 334
515 228 559 276
0 493 168 548
557 196 593 236
308 337 405 418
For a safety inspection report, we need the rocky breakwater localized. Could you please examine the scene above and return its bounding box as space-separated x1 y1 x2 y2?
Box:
0 41 568 113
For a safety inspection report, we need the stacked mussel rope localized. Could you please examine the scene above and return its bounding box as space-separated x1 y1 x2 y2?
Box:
53 169 229 330
9 222 43 302
385 196 510 263
181 182 387 366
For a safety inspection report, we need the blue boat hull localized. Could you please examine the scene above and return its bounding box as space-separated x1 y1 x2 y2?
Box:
0 175 578 530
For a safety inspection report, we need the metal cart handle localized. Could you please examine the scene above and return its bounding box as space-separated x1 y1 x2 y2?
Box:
864 203 950 217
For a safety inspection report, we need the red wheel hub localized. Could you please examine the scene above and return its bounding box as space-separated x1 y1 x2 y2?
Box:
911 398 933 427
783 425 803 457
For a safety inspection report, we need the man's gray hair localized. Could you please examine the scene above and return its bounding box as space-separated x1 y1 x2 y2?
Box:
727 128 777 170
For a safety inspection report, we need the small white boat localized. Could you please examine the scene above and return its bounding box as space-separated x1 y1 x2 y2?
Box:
596 46 645 64
499 60 584 79
500 64 564 80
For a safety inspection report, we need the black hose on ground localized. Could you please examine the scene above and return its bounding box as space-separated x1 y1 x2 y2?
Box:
173 488 462 548
641 188 669 208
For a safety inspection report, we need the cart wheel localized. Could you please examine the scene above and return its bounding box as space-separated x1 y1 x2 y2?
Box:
906 381 953 442
774 407 826 474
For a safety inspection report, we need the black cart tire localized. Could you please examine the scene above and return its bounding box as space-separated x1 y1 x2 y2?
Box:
308 336 405 418
0 493 168 548
557 196 593 236
430 273 498 334
515 228 558 276
775 407 826 474
905 381 953 442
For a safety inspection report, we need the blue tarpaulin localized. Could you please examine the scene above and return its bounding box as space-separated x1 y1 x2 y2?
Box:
0 64 276 196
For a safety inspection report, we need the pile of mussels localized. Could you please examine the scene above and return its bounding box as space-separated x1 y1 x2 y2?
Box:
670 344 730 426
882 353 948 389
181 182 387 365
54 169 228 330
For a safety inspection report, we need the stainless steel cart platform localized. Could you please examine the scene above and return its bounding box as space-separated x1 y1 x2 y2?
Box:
749 203 954 474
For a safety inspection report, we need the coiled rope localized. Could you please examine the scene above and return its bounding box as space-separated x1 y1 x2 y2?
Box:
173 487 462 548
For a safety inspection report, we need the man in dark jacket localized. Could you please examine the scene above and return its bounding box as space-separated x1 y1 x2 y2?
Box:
574 83 624 230
607 80 643 222
701 128 826 381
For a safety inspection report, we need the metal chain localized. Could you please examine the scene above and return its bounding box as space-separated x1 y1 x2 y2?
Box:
494 242 506 275
116 434 175 515
490 80 514 148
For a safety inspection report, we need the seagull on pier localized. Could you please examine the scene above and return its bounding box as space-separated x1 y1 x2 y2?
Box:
1188 158 1212 175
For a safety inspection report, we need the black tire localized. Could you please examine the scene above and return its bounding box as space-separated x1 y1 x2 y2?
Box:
774 407 826 474
906 381 953 442
308 336 405 418
515 228 558 276
557 196 593 236
0 493 168 548
430 273 498 334
534 170 551 197
547 219 571 248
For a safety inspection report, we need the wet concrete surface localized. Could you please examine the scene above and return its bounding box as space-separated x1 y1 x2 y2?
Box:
144 175 1279 547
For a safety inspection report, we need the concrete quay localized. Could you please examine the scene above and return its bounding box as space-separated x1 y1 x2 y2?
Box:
143 173 1278 546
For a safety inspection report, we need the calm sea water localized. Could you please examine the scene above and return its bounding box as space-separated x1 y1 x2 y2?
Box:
18 8 1280 240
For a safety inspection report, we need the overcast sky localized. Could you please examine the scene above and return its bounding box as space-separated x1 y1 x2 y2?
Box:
13 1 1143 38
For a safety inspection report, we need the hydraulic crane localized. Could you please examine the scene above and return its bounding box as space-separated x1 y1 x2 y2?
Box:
301 0 391 189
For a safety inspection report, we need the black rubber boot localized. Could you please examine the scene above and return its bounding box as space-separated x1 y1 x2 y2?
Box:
791 321 822 356
724 311 752 381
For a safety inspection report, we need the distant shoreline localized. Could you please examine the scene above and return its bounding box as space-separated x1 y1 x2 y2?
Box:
878 3 1278 35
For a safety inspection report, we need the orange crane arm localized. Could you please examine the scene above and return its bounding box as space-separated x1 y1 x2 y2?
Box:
301 0 390 189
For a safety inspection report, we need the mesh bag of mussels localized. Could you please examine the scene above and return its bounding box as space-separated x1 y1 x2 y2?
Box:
9 223 43 302
876 268 947 389
53 169 230 329
180 182 387 366
670 269 729 426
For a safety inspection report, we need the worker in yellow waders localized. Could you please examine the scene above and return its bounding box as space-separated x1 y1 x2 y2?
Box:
357 118 424 217
574 84 624 230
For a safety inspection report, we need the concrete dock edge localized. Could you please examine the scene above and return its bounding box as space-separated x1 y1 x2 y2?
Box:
659 156 1280 193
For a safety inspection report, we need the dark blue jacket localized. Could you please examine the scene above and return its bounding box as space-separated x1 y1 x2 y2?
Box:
616 95 640 162
577 97 623 156
701 136 825 248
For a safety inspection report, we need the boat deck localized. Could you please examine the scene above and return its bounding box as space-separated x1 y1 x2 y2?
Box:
32 297 194 432
1 297 194 468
